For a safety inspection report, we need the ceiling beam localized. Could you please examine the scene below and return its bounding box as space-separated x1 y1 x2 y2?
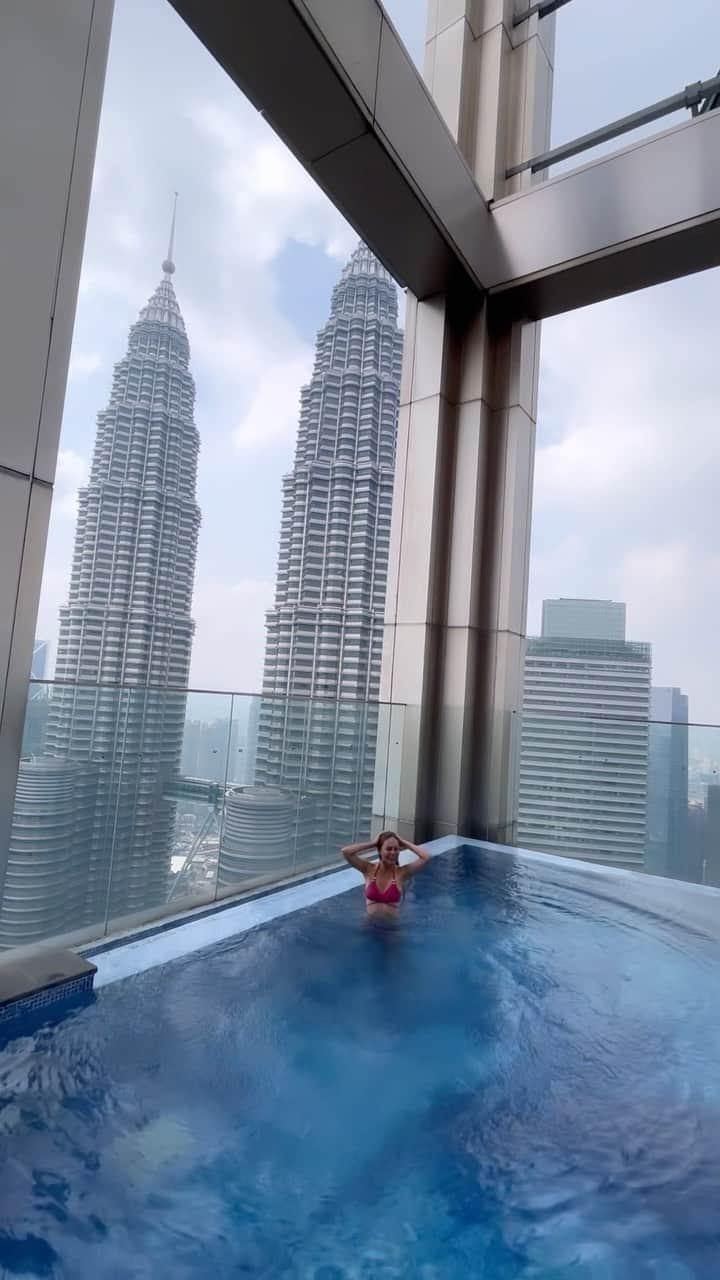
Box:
488 111 720 320
170 0 720 322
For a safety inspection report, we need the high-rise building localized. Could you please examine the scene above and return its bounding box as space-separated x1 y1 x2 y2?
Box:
0 758 98 947
218 785 297 889
246 244 403 875
518 598 651 869
646 687 690 880
1 213 200 943
702 784 720 887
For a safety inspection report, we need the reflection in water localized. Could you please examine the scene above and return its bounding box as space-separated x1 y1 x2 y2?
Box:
1 844 719 1277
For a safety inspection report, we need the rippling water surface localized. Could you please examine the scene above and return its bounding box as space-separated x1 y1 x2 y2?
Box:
1 844 719 1278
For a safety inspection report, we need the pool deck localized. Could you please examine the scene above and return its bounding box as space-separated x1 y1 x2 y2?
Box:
0 947 96 1023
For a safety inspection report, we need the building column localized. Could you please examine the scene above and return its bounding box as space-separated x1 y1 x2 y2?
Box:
0 1 114 865
377 0 554 843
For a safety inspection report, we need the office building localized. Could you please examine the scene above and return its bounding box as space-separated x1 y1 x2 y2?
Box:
646 687 690 880
541 599 626 643
518 599 652 868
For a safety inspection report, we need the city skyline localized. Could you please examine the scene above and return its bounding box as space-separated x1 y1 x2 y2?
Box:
30 0 720 723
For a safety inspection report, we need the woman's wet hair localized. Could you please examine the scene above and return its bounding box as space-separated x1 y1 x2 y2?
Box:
376 831 400 852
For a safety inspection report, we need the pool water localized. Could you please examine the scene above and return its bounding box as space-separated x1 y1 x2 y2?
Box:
1 844 719 1279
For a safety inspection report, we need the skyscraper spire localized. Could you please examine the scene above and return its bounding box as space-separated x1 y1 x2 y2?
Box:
162 191 178 276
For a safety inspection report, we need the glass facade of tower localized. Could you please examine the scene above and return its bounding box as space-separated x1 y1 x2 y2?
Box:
238 246 403 873
0 253 200 945
518 600 652 869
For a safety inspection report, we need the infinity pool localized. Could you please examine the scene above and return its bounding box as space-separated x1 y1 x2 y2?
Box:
1 843 719 1278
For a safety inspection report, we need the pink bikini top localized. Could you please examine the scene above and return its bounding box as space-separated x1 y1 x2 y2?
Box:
365 863 402 905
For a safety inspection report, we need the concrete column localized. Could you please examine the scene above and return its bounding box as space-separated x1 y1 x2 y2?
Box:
0 0 114 864
378 0 554 842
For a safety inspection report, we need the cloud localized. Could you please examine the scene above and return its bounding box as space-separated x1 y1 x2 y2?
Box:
190 579 275 692
616 542 693 614
535 300 720 515
612 541 720 708
187 101 355 267
54 450 89 519
68 352 102 379
233 354 312 452
526 531 588 633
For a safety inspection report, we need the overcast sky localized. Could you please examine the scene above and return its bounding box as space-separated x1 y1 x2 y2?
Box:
38 0 720 721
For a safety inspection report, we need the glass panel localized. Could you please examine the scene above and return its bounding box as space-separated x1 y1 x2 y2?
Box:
3 680 405 947
103 688 232 935
215 692 301 895
1 681 116 949
21 0 409 941
516 707 720 889
373 700 405 831
167 689 234 907
216 695 405 895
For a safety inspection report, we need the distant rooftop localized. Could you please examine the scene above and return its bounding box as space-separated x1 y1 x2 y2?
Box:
541 598 626 643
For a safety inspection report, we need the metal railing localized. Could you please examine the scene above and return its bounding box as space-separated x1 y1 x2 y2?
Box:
517 707 720 889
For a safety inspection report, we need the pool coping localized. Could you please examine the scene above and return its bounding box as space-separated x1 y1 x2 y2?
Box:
90 864 361 988
89 836 720 989
86 859 347 958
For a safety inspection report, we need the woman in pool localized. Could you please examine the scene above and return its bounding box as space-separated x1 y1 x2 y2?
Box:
341 831 430 918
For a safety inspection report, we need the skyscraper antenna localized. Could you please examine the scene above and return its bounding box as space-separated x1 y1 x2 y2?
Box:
162 192 178 275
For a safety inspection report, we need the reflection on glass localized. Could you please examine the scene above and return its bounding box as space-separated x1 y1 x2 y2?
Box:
516 705 720 889
1 682 404 948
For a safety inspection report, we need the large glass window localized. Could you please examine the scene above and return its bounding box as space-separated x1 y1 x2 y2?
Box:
12 0 406 943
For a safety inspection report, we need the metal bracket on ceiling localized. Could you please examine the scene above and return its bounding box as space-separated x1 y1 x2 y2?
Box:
695 68 720 115
506 69 720 178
